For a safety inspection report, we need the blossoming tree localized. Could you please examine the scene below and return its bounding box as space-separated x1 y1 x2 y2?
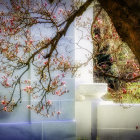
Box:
0 0 139 117
0 0 94 116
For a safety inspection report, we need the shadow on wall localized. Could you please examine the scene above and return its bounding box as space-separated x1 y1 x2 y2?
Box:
0 119 76 140
0 123 76 140
0 111 9 120
0 123 42 140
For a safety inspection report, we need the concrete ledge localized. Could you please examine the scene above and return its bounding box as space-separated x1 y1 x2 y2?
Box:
76 83 107 101
97 101 140 129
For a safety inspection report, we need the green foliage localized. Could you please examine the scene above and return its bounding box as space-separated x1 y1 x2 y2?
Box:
103 82 140 103
91 9 140 103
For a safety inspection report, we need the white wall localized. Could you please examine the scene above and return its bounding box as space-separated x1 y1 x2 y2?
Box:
75 4 93 85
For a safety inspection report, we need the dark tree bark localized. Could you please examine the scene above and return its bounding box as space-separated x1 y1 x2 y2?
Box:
98 0 140 64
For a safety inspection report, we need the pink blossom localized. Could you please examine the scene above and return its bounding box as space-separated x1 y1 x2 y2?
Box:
24 80 31 84
61 91 65 95
44 2 47 7
9 28 12 32
28 86 32 89
26 30 29 33
38 54 41 59
133 73 137 78
127 60 130 64
26 105 31 109
61 81 66 86
52 80 57 86
57 74 60 78
30 40 33 44
1 100 6 105
57 111 61 115
97 19 102 24
102 64 106 69
59 9 63 13
62 73 65 77
5 82 10 87
47 100 52 105
95 34 99 39
110 57 113 62
122 88 127 94
16 6 20 9
56 91 60 95
44 60 48 65
3 107 7 111
53 15 56 19
1 76 10 87
58 9 63 14
24 86 33 93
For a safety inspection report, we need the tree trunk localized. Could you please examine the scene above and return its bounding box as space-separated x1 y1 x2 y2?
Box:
98 0 140 64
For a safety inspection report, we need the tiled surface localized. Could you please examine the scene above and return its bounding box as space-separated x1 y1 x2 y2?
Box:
43 121 76 140
31 100 75 121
